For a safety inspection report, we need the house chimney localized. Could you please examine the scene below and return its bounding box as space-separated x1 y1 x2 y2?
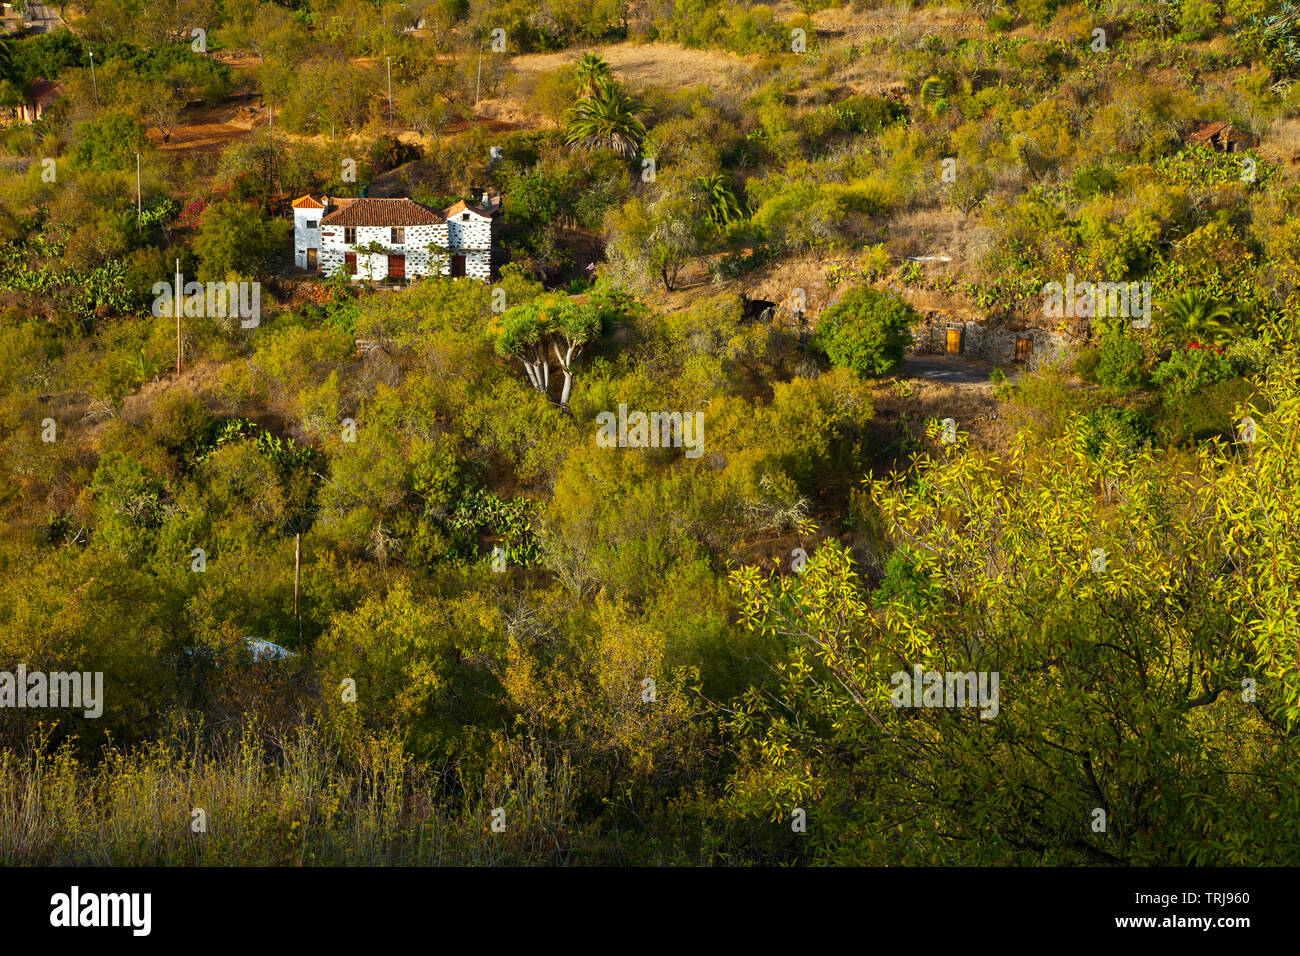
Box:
481 191 491 205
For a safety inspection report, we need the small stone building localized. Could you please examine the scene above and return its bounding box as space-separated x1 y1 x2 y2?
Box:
1185 121 1256 154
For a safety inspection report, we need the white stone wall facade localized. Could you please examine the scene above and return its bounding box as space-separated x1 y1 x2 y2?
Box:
293 207 324 270
446 211 493 281
319 223 453 280
309 205 494 282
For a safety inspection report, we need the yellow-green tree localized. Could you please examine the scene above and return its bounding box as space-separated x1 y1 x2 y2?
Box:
729 361 1300 864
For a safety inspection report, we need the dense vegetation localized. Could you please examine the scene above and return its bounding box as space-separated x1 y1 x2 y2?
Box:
2 0 1300 865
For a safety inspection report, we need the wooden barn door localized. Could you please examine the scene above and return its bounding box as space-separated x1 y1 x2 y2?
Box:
344 252 357 276
451 254 466 277
306 249 317 270
388 254 405 279
946 328 963 355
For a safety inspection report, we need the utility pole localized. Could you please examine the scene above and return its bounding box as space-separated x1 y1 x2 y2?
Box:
294 531 302 640
88 50 98 110
386 55 392 126
174 258 182 376
135 151 142 233
475 37 483 110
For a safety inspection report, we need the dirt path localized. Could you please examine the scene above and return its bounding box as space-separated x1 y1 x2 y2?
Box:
25 1 64 33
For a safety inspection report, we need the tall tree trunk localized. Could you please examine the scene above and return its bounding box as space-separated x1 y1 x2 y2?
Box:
553 341 578 407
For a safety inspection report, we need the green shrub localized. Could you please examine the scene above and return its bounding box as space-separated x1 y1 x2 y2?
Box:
989 11 1015 31
70 111 148 173
1226 338 1274 378
1076 405 1153 461
873 550 932 611
813 286 919 376
367 133 422 172
1153 377 1258 446
1151 344 1234 401
1075 346 1101 381
1094 332 1146 388
1071 164 1119 199
1179 0 1222 40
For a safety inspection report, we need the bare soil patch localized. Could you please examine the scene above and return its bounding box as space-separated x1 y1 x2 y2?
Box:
147 95 267 154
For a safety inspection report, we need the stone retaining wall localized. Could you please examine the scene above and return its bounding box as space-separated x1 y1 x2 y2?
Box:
912 311 1073 366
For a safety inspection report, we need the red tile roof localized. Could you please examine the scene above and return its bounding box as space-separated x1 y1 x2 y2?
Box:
1187 121 1255 145
291 195 326 209
24 78 63 104
321 197 446 227
443 199 499 218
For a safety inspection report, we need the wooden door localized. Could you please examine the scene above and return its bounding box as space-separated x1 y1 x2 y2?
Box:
946 328 962 355
306 248 317 270
451 254 466 278
344 252 357 276
1015 336 1033 363
388 254 405 279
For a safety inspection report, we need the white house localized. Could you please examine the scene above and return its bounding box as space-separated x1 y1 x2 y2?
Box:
291 193 499 282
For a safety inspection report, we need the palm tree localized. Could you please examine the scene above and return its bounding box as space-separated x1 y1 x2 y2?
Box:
694 172 743 225
564 79 646 158
571 52 613 98
1161 291 1236 345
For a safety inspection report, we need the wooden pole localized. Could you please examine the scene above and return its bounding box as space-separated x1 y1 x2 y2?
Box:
294 532 302 639
475 40 482 109
174 258 182 376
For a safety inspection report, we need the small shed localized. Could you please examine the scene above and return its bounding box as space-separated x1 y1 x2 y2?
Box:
19 78 65 123
1186 121 1256 154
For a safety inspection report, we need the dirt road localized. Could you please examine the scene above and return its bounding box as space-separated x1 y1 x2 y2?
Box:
25 2 64 33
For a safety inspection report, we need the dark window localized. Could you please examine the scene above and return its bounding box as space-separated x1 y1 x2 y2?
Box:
391 227 404 243
344 227 356 244
306 220 317 230
461 213 470 221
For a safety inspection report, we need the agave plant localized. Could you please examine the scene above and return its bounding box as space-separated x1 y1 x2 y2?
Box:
1161 291 1237 346
563 79 647 158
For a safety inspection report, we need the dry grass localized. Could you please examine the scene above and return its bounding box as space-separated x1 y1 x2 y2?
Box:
509 42 758 92
812 2 973 34
1259 115 1300 173
0 727 577 866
